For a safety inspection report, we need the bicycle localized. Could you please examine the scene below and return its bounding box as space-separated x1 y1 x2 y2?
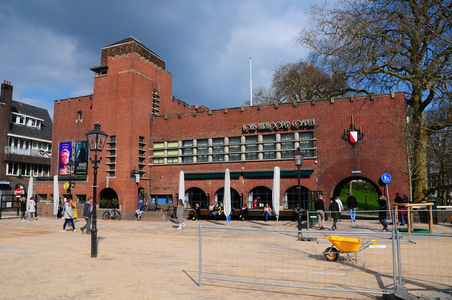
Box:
102 207 121 220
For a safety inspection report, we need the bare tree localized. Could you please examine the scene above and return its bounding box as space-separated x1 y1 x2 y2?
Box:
297 0 452 202
426 101 452 205
245 60 347 105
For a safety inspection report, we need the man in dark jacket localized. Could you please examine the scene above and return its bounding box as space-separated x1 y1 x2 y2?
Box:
80 197 92 234
347 193 358 222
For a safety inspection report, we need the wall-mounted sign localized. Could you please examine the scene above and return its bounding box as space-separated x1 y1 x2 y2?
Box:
351 170 362 174
243 119 315 132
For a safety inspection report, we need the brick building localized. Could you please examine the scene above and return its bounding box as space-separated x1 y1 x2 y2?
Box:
35 37 410 218
0 81 52 201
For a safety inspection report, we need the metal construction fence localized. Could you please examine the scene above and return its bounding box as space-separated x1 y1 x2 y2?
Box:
198 226 452 298
306 209 452 234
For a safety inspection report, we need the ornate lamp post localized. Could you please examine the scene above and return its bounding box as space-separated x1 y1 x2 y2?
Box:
86 123 108 258
66 160 76 199
294 147 305 240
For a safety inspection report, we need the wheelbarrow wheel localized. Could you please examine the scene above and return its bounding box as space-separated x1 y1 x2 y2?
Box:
324 246 339 262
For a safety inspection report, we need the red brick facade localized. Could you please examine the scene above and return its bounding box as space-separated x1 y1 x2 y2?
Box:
35 37 409 214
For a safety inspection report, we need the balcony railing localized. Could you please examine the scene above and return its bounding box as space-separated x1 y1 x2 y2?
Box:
4 146 52 158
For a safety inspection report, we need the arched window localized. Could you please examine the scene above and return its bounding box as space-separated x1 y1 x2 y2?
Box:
185 187 208 209
247 187 272 209
214 188 241 211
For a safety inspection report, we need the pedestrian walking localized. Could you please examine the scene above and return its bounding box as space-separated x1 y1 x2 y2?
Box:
27 197 36 221
335 196 344 221
20 196 27 221
62 198 77 232
176 199 185 229
315 195 325 230
80 197 92 234
329 197 340 230
347 192 358 222
378 196 388 231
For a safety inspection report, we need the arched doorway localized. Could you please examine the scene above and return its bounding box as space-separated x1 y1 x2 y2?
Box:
331 177 381 211
247 186 272 209
185 187 208 209
214 187 241 210
99 188 119 208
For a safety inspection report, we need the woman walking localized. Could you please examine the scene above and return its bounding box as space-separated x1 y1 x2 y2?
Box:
27 197 36 221
62 198 77 232
176 199 185 229
378 196 388 232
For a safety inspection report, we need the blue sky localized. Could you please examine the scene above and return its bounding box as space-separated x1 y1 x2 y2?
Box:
0 1 333 118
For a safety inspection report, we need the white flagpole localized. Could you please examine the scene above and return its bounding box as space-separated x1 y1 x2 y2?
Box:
250 57 253 106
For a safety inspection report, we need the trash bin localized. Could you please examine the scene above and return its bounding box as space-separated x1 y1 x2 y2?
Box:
419 200 438 224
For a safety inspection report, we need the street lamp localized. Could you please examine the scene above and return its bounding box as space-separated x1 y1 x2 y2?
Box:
66 160 76 199
294 147 305 240
86 123 108 258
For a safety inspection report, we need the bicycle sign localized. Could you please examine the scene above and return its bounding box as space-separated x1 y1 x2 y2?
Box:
381 173 391 184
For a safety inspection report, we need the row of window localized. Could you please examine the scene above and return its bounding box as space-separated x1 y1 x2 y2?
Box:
8 137 52 152
151 132 316 164
7 163 51 177
11 113 43 129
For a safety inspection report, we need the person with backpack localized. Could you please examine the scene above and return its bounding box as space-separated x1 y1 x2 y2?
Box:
62 198 77 232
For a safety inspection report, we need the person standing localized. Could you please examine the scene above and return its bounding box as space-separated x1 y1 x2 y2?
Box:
20 196 27 221
329 197 340 230
378 196 388 231
347 192 358 222
315 195 325 230
176 199 185 229
335 196 344 222
80 197 92 234
62 198 77 232
27 197 36 221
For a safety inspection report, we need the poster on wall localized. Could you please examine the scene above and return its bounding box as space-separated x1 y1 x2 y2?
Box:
58 142 72 175
74 141 89 175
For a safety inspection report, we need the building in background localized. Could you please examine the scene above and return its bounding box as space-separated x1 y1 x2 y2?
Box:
0 82 53 201
34 37 410 219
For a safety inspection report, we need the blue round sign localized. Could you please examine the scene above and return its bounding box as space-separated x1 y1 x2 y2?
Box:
381 173 391 183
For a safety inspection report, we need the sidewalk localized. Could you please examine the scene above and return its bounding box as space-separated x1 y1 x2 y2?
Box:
0 216 395 299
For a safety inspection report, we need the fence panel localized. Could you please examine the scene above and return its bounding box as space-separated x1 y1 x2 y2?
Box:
199 226 396 295
396 232 452 298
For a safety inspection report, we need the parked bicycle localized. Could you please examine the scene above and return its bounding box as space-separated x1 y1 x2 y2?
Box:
102 207 121 220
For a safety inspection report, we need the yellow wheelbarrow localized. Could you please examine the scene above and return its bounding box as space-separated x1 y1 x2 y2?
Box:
322 235 373 263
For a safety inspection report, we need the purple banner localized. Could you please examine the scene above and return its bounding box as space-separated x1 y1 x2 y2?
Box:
58 142 72 175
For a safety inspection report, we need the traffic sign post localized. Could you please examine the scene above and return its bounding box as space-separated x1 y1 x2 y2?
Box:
381 173 392 221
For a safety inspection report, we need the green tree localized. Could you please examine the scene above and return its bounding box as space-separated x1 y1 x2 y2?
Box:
297 0 452 202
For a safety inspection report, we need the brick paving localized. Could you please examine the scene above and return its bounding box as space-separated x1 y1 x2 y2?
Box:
0 215 450 299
